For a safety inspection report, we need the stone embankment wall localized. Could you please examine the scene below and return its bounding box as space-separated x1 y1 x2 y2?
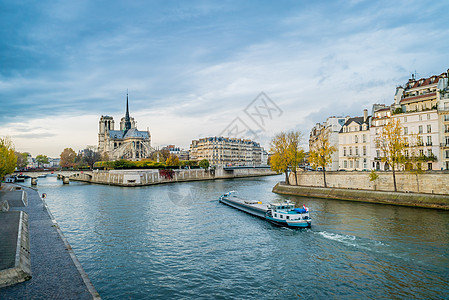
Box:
273 183 449 210
289 171 449 195
70 167 276 186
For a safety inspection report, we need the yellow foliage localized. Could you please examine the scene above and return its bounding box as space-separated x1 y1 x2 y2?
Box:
0 137 17 179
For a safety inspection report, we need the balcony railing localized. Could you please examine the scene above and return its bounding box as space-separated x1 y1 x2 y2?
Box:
426 142 433 146
441 143 449 147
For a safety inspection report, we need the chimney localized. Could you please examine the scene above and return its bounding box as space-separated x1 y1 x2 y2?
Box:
363 109 368 122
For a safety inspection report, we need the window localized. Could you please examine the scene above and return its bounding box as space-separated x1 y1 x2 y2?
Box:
404 127 408 134
280 215 283 219
404 116 407 122
428 163 432 170
355 147 359 155
444 115 449 122
286 216 289 220
356 160 360 169
349 147 353 155
355 135 358 143
363 158 367 169
419 115 422 121
376 150 380 158
446 150 449 159
427 125 432 133
343 147 347 156
446 136 449 145
445 125 449 133
427 114 431 120
363 134 366 143
419 125 423 133
344 160 347 168
350 161 353 168
427 136 432 146
363 146 367 156
427 149 432 156
420 149 424 156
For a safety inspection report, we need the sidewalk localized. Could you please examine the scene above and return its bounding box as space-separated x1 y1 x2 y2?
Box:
0 185 100 299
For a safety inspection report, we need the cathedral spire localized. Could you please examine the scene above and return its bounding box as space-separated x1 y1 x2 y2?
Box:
124 90 132 132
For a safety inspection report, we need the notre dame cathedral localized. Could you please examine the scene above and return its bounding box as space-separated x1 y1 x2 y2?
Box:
98 94 153 160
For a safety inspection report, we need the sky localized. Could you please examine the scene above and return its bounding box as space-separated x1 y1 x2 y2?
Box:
1 0 449 157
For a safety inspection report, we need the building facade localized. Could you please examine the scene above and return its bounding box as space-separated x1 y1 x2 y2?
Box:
309 116 347 171
338 110 371 171
98 95 153 160
190 137 263 166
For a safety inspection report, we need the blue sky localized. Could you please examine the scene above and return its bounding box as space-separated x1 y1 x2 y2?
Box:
1 0 449 157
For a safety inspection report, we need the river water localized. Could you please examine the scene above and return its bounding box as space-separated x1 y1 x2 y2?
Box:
35 175 448 299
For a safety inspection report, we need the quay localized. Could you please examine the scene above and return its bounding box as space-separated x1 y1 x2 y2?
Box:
273 182 449 210
0 184 100 299
68 166 276 187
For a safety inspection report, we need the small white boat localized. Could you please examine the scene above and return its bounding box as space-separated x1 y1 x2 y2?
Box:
219 191 311 228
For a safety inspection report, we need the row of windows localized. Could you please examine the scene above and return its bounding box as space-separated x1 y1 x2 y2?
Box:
342 159 368 169
343 146 367 156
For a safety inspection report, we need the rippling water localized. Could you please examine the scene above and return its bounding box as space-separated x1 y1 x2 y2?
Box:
34 175 449 299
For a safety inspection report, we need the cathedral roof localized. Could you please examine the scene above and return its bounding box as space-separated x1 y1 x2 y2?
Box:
108 129 149 140
124 128 150 139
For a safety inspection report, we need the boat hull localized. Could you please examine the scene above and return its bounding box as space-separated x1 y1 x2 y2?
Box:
266 216 311 228
219 196 267 218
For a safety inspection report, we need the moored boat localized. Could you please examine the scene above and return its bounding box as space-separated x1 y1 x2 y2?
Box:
219 191 311 228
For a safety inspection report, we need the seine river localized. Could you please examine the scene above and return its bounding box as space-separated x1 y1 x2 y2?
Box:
36 175 448 299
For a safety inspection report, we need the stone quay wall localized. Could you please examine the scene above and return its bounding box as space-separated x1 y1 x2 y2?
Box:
289 171 449 195
70 167 276 186
273 183 449 210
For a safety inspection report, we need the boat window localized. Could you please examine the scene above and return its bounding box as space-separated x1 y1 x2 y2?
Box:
280 215 283 219
286 216 289 219
275 213 277 217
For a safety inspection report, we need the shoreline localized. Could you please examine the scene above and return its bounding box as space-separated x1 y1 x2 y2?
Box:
272 183 449 210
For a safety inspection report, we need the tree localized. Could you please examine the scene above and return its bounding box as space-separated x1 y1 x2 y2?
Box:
270 132 290 184
83 146 101 169
0 137 17 180
60 148 76 169
36 154 49 168
308 130 336 188
15 152 29 169
199 159 210 169
369 170 379 190
150 149 170 162
166 155 180 166
376 118 407 192
286 131 305 185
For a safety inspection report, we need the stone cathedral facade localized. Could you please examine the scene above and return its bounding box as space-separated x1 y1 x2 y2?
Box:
98 95 153 160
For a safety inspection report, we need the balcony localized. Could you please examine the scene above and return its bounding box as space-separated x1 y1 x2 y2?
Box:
426 142 433 146
441 143 449 148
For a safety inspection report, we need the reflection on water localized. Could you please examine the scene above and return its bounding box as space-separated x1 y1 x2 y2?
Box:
34 175 449 299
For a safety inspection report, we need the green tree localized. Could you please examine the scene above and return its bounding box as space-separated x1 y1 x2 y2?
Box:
270 132 290 184
308 130 336 188
376 118 407 192
0 137 17 180
166 155 180 166
36 154 49 168
199 159 210 169
60 148 76 169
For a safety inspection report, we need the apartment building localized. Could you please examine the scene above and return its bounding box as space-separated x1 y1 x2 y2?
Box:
309 116 347 171
339 110 371 170
189 137 262 166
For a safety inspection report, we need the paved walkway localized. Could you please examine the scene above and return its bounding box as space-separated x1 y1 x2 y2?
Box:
0 186 100 299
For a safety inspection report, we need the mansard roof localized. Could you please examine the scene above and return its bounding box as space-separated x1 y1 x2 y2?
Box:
339 116 370 133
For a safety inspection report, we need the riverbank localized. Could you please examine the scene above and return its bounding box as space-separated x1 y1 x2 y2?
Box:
0 184 100 299
69 166 276 186
272 183 449 210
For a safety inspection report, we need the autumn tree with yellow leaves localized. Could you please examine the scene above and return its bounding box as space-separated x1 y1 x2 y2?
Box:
308 130 336 188
377 118 407 192
0 137 17 180
270 130 304 185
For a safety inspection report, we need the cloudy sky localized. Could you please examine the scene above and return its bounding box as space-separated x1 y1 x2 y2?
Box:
1 0 448 157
